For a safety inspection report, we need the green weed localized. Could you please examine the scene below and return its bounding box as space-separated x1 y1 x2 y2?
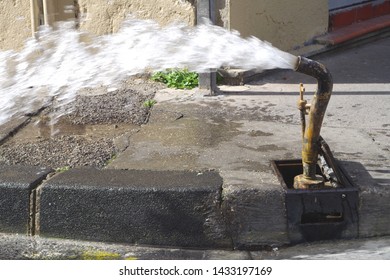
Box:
143 99 157 108
151 69 198 89
55 166 70 173
81 251 121 260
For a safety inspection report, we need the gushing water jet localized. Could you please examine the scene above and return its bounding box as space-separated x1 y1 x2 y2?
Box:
0 18 297 127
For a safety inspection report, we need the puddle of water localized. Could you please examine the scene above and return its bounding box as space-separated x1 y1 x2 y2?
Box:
10 116 139 143
257 144 287 151
236 160 270 172
238 144 286 152
248 130 273 137
134 117 242 148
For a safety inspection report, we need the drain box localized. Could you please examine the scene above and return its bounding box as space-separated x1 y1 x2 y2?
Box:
272 159 359 243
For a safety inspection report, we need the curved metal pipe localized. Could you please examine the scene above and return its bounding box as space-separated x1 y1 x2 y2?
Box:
294 56 333 189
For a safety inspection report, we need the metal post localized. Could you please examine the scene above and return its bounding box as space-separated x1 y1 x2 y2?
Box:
30 0 39 36
42 0 50 26
196 0 217 95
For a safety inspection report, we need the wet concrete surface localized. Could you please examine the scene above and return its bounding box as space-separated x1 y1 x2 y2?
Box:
109 97 303 173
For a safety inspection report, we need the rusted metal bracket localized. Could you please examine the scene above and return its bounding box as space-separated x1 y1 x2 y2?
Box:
272 157 358 243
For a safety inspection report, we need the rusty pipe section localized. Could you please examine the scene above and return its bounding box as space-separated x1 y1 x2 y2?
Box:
293 56 333 189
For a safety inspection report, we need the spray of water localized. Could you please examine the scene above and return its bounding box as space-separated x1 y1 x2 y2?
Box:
0 17 297 126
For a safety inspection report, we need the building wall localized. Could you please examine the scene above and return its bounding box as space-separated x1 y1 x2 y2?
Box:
217 0 329 51
77 0 195 35
1 0 328 53
0 0 195 50
0 0 32 50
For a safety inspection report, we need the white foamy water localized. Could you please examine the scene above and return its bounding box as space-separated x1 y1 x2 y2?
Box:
0 18 297 126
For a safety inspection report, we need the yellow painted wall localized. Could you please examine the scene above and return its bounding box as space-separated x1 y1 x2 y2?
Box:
77 0 195 35
220 0 329 51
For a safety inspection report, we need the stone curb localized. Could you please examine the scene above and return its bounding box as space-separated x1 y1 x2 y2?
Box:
35 168 231 248
1 166 236 248
0 165 298 249
0 164 300 249
0 165 53 234
1 162 389 250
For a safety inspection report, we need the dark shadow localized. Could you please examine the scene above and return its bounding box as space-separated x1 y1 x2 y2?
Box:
220 36 390 88
338 160 390 189
219 90 390 96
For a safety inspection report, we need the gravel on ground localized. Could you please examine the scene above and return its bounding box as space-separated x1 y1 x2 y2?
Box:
0 76 164 169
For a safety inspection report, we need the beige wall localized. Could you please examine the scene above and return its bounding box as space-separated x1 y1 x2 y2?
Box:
77 0 196 35
219 0 329 52
0 0 32 50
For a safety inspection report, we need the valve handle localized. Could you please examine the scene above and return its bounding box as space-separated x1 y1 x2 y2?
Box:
298 83 307 139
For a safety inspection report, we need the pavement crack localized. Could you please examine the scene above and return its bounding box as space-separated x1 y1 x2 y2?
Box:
219 182 235 249
28 169 56 236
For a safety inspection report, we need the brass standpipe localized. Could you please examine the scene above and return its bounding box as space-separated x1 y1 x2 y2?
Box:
293 57 333 189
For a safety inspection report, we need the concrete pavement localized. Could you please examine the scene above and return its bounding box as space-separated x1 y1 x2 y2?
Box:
1 233 389 259
1 35 389 258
